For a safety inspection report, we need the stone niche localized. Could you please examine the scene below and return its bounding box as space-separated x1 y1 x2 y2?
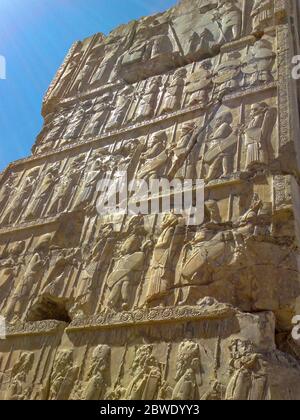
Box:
1 0 300 400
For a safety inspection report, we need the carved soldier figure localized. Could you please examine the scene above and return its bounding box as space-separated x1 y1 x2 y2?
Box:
172 340 201 400
105 221 147 311
241 103 274 170
90 43 120 86
1 169 38 225
242 39 275 87
213 53 241 98
73 154 108 211
0 265 17 313
213 0 242 44
106 86 134 131
88 224 114 264
150 30 174 60
5 248 49 322
71 51 98 93
125 345 162 400
251 0 273 32
63 104 90 142
203 111 236 182
160 68 186 115
137 132 170 182
0 174 17 214
145 213 180 305
47 156 85 216
83 93 113 137
80 345 111 400
0 241 25 312
225 340 270 400
5 353 35 400
185 61 213 108
230 195 263 265
24 166 59 221
39 108 70 145
168 122 197 179
133 76 162 122
174 228 230 306
49 350 79 400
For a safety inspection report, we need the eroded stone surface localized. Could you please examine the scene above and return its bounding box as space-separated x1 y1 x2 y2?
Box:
1 0 300 400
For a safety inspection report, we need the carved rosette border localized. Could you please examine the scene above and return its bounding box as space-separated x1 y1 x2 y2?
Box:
5 320 66 338
66 304 237 333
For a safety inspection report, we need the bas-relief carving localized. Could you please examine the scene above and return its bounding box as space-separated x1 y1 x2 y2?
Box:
106 86 134 131
47 155 86 216
145 214 184 306
251 0 274 32
1 0 300 401
104 219 149 312
23 165 60 221
0 168 39 226
4 352 35 400
0 173 19 215
49 350 79 400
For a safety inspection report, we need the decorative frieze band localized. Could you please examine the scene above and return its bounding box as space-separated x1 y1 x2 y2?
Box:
67 304 237 333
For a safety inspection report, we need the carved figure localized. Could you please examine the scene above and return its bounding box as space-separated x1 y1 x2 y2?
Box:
241 103 275 169
185 61 213 108
106 86 134 130
145 213 180 304
24 167 59 221
225 340 270 400
213 0 242 44
203 111 236 181
49 350 79 400
1 170 38 225
84 93 112 137
80 345 111 400
242 39 275 87
133 77 162 122
160 68 186 115
125 345 162 400
172 340 202 400
5 353 35 400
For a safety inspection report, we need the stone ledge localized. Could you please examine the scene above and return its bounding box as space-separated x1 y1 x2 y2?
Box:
67 303 237 332
5 320 66 338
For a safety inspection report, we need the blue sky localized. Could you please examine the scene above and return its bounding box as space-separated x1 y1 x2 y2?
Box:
0 0 177 171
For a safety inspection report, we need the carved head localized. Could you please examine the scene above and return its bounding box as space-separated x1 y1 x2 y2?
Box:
150 131 167 147
193 228 210 243
214 111 233 126
54 350 73 372
176 340 200 380
205 200 222 224
229 339 254 360
161 213 179 230
132 345 153 375
90 345 111 374
250 102 268 118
